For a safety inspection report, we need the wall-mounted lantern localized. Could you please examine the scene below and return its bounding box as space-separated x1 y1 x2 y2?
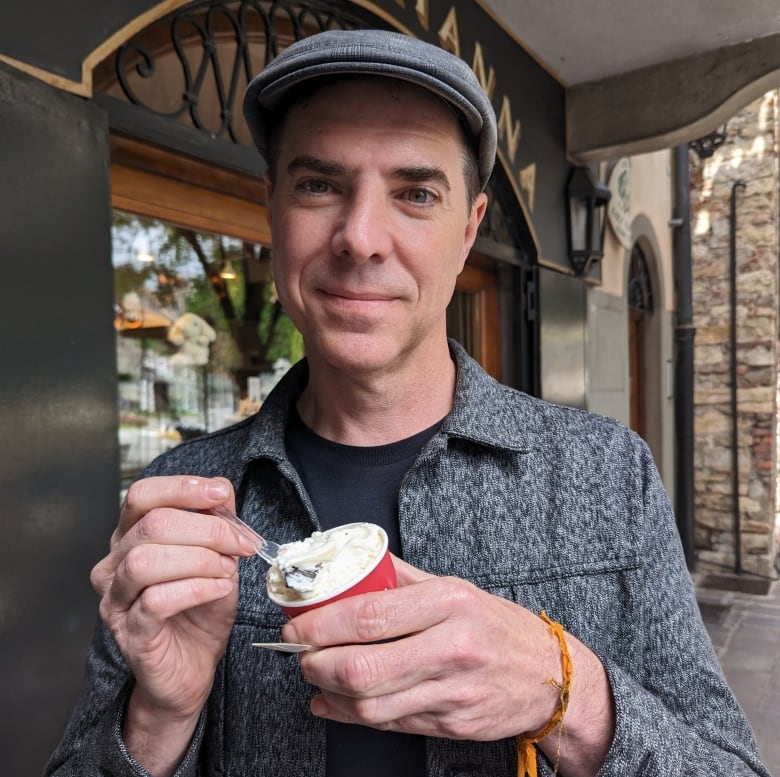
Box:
566 166 611 276
689 123 729 160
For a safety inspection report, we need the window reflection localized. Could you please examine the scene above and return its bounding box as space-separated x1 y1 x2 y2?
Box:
112 211 303 492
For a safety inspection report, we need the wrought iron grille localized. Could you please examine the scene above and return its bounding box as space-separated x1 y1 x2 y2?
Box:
97 0 370 145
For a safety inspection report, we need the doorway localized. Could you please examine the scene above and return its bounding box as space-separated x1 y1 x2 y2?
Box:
628 242 654 437
448 256 501 379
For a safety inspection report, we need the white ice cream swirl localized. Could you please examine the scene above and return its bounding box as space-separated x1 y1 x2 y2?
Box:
266 522 385 602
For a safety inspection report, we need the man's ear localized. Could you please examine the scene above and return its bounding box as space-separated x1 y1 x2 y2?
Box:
458 192 488 272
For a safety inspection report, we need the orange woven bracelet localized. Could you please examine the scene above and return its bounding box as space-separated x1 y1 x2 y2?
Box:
516 611 573 777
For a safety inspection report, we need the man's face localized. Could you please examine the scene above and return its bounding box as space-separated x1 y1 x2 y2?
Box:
265 78 487 377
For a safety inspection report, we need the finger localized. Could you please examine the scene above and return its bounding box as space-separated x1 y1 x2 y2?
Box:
299 596 501 702
91 506 253 600
310 687 434 731
107 542 238 612
300 631 440 698
122 575 235 642
311 680 495 740
283 575 466 648
119 506 255 560
118 476 236 540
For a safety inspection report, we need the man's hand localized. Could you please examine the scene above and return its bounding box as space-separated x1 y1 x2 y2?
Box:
283 558 614 777
90 476 256 776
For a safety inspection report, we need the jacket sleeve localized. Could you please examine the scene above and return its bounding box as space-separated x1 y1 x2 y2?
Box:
44 619 205 777
593 438 770 777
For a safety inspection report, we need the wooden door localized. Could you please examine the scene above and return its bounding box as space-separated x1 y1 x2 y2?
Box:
449 257 501 379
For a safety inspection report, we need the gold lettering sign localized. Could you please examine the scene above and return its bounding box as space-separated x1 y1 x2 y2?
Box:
437 6 460 56
471 42 496 99
415 0 429 29
376 1 538 222
497 95 522 164
520 163 536 212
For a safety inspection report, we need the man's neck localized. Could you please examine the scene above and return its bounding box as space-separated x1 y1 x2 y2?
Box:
296 341 456 446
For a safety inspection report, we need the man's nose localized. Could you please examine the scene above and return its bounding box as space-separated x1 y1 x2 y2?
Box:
331 189 392 263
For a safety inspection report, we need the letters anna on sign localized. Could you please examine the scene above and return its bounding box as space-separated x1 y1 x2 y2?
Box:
363 0 571 270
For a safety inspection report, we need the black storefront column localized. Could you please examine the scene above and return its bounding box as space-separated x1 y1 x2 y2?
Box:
0 64 118 775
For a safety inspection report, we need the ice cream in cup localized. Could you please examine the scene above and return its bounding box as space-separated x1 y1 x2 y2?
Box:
266 522 397 616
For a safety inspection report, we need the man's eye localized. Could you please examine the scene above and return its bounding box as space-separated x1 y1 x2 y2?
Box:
300 179 331 194
406 188 436 204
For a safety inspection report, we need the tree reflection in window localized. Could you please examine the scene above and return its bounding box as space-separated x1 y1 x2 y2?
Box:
113 210 302 487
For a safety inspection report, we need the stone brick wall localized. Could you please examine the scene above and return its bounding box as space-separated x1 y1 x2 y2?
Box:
690 91 780 577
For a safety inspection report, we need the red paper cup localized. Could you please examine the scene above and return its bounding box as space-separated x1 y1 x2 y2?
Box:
267 524 397 617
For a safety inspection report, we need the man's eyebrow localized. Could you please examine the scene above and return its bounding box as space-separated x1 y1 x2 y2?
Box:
286 156 451 191
287 155 347 177
394 165 451 191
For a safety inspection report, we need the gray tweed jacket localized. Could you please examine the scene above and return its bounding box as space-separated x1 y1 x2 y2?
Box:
46 341 769 777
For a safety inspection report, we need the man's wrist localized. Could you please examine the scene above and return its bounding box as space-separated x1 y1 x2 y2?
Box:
539 633 615 777
122 687 203 777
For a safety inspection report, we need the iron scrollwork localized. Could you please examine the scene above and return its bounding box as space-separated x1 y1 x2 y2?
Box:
628 243 654 314
112 0 367 144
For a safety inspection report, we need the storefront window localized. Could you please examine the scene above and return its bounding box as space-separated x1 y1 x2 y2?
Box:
112 210 303 490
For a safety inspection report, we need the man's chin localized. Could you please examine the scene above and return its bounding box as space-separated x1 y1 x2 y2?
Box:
307 333 405 375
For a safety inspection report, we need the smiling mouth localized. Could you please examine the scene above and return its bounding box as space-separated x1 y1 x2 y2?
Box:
322 289 396 303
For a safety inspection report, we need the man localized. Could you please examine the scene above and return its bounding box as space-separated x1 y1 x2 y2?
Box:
47 29 769 777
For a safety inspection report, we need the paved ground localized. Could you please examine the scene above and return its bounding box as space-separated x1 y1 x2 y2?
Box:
697 575 780 774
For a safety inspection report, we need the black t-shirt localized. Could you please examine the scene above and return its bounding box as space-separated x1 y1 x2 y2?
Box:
285 410 442 777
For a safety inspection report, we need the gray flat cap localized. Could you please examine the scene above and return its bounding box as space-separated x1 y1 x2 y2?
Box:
242 29 497 190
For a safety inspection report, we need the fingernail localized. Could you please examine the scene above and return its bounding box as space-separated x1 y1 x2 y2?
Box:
221 555 237 575
282 624 299 644
206 481 230 500
311 697 327 716
237 533 257 552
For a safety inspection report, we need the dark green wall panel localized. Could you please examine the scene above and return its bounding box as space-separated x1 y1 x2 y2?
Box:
0 63 118 775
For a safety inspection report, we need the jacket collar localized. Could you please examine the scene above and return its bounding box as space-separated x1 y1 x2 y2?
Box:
442 339 538 453
236 338 539 467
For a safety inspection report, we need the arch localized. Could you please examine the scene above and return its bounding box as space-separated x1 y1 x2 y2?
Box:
0 0 194 97
623 214 666 317
92 0 370 149
495 148 541 260
0 0 412 99
628 243 654 316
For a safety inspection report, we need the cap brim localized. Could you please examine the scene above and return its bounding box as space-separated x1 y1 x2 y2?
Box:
242 30 496 190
